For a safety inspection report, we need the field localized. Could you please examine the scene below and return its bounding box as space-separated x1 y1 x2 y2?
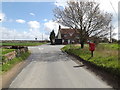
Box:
1 42 47 46
62 43 120 77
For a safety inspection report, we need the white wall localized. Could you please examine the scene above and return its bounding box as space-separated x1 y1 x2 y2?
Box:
57 30 61 39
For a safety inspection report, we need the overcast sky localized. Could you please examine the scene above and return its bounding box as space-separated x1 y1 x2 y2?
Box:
0 0 119 40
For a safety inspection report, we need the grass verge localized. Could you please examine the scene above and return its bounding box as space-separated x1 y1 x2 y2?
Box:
61 43 120 77
1 48 15 55
1 51 31 73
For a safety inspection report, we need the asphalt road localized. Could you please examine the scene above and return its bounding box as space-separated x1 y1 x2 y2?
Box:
9 44 111 88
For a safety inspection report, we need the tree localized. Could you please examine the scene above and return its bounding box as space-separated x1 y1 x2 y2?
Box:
35 38 37 41
49 30 55 45
53 1 113 48
101 37 109 43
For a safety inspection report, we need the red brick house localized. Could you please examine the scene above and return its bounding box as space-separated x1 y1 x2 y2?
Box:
55 26 80 44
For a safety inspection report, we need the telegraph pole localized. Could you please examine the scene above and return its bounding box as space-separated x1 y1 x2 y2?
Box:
110 25 112 43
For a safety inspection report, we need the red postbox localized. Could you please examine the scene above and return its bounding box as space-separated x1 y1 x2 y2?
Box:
88 42 95 57
89 43 95 51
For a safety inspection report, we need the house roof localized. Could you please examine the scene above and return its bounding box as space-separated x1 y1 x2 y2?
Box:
59 28 79 34
59 28 80 39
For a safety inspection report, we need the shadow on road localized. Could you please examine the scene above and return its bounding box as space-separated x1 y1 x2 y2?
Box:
67 53 119 89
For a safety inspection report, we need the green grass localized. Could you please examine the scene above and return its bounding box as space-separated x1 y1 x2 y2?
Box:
1 48 15 55
99 43 119 50
1 51 31 73
0 65 2 74
0 48 16 64
62 43 119 77
1 42 47 46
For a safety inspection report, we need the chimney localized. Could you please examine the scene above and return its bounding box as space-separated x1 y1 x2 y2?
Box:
59 25 61 30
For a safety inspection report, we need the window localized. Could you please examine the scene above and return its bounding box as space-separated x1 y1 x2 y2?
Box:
64 34 67 37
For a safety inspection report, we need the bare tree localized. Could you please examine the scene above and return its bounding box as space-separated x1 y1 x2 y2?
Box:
53 1 113 48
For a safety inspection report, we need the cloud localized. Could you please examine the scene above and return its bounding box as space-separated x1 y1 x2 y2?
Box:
0 27 17 40
54 0 119 19
44 20 59 34
28 21 40 29
54 0 119 14
44 19 48 22
0 13 6 22
44 20 68 35
29 13 35 16
0 27 49 40
54 0 67 7
97 0 118 21
16 19 26 23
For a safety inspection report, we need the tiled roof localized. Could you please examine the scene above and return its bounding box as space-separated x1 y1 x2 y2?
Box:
60 28 79 34
59 28 80 39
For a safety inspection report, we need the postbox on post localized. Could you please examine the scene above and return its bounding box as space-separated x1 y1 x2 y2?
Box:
88 41 95 57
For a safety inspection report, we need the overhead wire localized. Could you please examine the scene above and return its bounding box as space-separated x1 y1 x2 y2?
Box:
109 0 117 16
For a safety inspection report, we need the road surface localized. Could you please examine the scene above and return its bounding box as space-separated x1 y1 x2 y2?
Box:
9 44 111 88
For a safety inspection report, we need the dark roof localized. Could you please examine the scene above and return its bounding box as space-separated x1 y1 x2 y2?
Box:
59 28 79 34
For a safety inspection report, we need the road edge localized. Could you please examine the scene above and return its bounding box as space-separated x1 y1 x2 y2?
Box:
61 51 119 89
1 58 31 88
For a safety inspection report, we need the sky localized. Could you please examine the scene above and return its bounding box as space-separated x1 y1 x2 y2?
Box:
0 0 119 40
